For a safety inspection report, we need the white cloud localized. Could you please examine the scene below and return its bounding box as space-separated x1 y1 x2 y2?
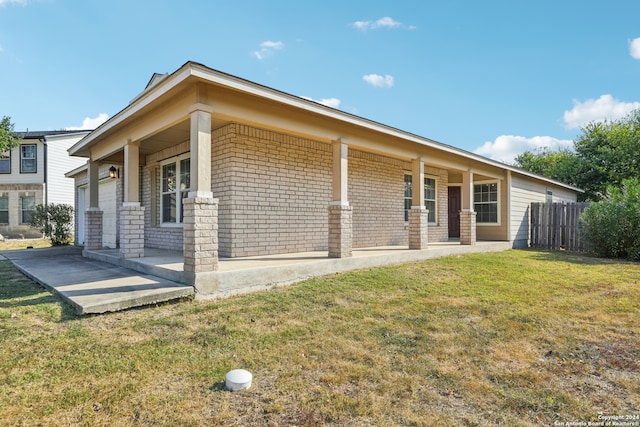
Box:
629 37 640 59
474 135 573 164
253 40 284 60
301 96 341 109
363 73 394 88
563 94 640 129
352 16 412 31
0 0 28 5
65 113 109 130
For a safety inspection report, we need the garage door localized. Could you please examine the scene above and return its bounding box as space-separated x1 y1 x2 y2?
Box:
99 179 117 249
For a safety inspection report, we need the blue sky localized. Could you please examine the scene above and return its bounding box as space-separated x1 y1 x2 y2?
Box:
1 0 639 164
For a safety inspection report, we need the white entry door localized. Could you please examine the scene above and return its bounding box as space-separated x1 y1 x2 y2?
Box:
99 179 117 249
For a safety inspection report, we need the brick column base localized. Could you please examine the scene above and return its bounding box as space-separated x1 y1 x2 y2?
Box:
183 197 219 286
409 207 429 250
328 203 352 258
84 209 103 250
460 210 477 245
119 204 145 258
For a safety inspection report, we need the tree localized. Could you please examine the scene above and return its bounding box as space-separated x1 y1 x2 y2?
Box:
513 148 580 188
579 178 640 261
30 203 74 246
573 109 640 201
514 109 640 201
0 116 22 152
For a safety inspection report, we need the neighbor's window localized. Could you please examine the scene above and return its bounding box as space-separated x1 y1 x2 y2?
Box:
20 144 37 173
0 150 10 174
0 196 8 224
404 174 438 224
474 182 498 223
20 196 34 224
546 189 553 203
161 155 190 224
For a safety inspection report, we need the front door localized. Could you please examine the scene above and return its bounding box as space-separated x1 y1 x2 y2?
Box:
448 186 461 238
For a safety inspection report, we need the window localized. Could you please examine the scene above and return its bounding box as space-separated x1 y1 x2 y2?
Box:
20 196 35 224
424 177 437 224
0 150 10 174
546 189 553 203
161 155 190 224
474 182 498 223
404 174 412 222
404 174 438 224
20 144 37 173
0 196 8 224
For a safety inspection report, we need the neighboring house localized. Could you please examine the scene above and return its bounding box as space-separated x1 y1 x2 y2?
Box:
0 130 89 238
67 61 582 294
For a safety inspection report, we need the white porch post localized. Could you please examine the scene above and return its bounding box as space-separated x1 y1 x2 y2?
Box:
328 137 352 258
119 141 145 258
184 109 219 291
460 170 477 245
83 160 103 252
409 158 429 249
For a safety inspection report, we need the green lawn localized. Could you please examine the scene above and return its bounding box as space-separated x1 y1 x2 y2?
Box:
0 250 638 426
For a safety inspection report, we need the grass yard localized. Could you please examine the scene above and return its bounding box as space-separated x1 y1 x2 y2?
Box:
0 238 51 250
0 250 638 426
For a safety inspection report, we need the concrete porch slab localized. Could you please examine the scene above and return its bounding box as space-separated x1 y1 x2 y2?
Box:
1 246 194 315
84 241 513 299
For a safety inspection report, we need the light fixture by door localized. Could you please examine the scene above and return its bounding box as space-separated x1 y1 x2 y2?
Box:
109 166 119 179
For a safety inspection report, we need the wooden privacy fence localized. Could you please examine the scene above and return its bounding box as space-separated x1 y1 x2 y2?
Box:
530 202 591 252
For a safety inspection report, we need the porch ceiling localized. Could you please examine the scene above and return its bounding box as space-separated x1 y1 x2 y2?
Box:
137 117 227 156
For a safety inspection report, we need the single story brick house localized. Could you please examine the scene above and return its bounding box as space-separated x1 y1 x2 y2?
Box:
67 61 581 294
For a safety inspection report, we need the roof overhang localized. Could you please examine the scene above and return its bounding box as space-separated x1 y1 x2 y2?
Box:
68 61 583 194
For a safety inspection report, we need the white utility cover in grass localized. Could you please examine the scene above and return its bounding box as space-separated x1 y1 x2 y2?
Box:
225 369 252 391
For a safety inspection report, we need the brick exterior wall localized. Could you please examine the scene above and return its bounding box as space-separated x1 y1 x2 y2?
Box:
127 122 456 258
213 124 332 257
426 166 450 242
349 150 408 247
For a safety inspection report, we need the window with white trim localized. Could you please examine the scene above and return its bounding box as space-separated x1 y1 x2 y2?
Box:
0 150 10 174
20 196 34 224
404 174 438 224
474 182 498 223
20 144 37 173
424 177 437 224
161 155 190 224
0 196 8 224
404 173 412 222
546 189 553 203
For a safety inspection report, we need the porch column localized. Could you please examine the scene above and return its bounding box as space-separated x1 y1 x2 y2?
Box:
460 171 477 245
328 138 352 258
120 142 145 258
409 158 429 249
184 109 218 290
83 160 103 251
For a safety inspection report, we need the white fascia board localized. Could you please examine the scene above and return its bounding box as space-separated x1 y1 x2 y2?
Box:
68 65 194 156
69 61 583 194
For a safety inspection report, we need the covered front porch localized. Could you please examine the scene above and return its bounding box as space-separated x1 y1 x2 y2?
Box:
83 240 512 299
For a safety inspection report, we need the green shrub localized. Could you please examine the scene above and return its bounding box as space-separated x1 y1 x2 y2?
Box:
30 203 74 246
579 178 640 260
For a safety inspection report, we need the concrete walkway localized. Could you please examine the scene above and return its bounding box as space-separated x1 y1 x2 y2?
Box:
0 246 193 315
